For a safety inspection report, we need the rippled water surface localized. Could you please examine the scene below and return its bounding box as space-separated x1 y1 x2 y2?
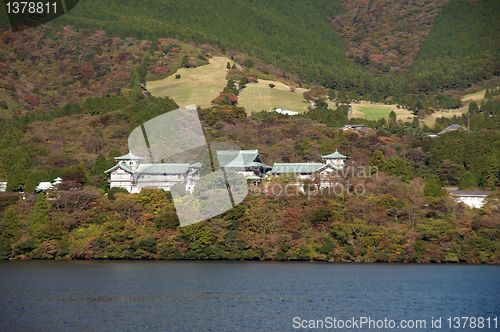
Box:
0 261 499 331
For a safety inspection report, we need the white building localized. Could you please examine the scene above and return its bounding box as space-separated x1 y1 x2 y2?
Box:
216 150 270 181
105 152 201 193
268 150 348 184
269 163 330 181
273 108 298 116
0 182 7 192
448 190 491 209
342 124 366 131
35 177 63 193
321 150 348 168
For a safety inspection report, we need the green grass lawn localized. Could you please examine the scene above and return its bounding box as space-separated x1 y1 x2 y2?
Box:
146 56 231 108
238 80 309 114
357 106 392 120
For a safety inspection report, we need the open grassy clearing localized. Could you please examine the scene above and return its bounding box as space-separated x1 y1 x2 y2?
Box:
422 89 486 126
356 106 391 121
350 102 413 122
423 107 468 127
238 79 310 114
461 89 485 103
146 56 232 108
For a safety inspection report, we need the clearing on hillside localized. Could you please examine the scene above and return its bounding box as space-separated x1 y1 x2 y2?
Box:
422 89 486 126
238 80 309 114
146 56 232 108
461 89 486 103
423 108 468 127
350 102 413 122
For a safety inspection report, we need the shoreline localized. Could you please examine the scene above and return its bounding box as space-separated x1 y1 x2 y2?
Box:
2 258 498 265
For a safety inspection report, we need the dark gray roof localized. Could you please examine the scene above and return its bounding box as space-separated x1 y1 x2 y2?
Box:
438 124 463 135
449 190 491 197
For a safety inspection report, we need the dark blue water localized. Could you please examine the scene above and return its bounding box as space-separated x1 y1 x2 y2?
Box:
0 262 499 331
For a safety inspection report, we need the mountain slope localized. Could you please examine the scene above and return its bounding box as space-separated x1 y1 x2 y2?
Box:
1 0 498 101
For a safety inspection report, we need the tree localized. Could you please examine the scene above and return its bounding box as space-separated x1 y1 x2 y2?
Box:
226 62 231 69
388 110 397 125
385 156 413 181
6 163 26 192
24 171 49 193
412 117 420 128
0 207 20 259
314 98 328 110
468 101 478 114
243 59 254 68
369 150 386 173
479 158 499 189
424 176 444 197
29 194 50 239
181 55 189 68
458 171 477 189
108 187 129 200
438 160 464 185
92 154 113 188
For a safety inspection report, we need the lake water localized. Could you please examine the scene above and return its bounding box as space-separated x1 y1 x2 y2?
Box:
0 262 499 331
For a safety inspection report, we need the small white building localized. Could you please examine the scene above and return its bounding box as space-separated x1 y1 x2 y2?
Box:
342 124 366 131
449 190 491 209
105 152 201 193
0 182 7 192
321 150 348 168
273 108 298 116
35 177 63 193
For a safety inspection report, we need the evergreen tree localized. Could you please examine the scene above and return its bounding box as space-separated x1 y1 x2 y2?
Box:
226 62 231 69
92 155 112 189
6 164 26 192
385 156 413 182
479 158 499 189
468 101 478 114
484 89 490 99
24 171 49 193
424 176 444 197
388 111 397 126
29 194 50 240
369 150 386 173
412 117 420 128
458 171 477 189
0 208 20 259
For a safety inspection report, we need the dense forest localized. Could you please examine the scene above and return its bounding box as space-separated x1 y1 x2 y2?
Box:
331 0 448 72
0 2 498 262
0 92 498 262
43 0 500 103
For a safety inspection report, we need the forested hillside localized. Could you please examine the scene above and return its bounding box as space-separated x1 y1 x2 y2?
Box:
0 101 498 262
0 25 210 115
332 0 448 72
0 1 498 263
46 0 500 101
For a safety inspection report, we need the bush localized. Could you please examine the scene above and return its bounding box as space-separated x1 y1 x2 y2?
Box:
108 187 129 200
154 209 179 229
